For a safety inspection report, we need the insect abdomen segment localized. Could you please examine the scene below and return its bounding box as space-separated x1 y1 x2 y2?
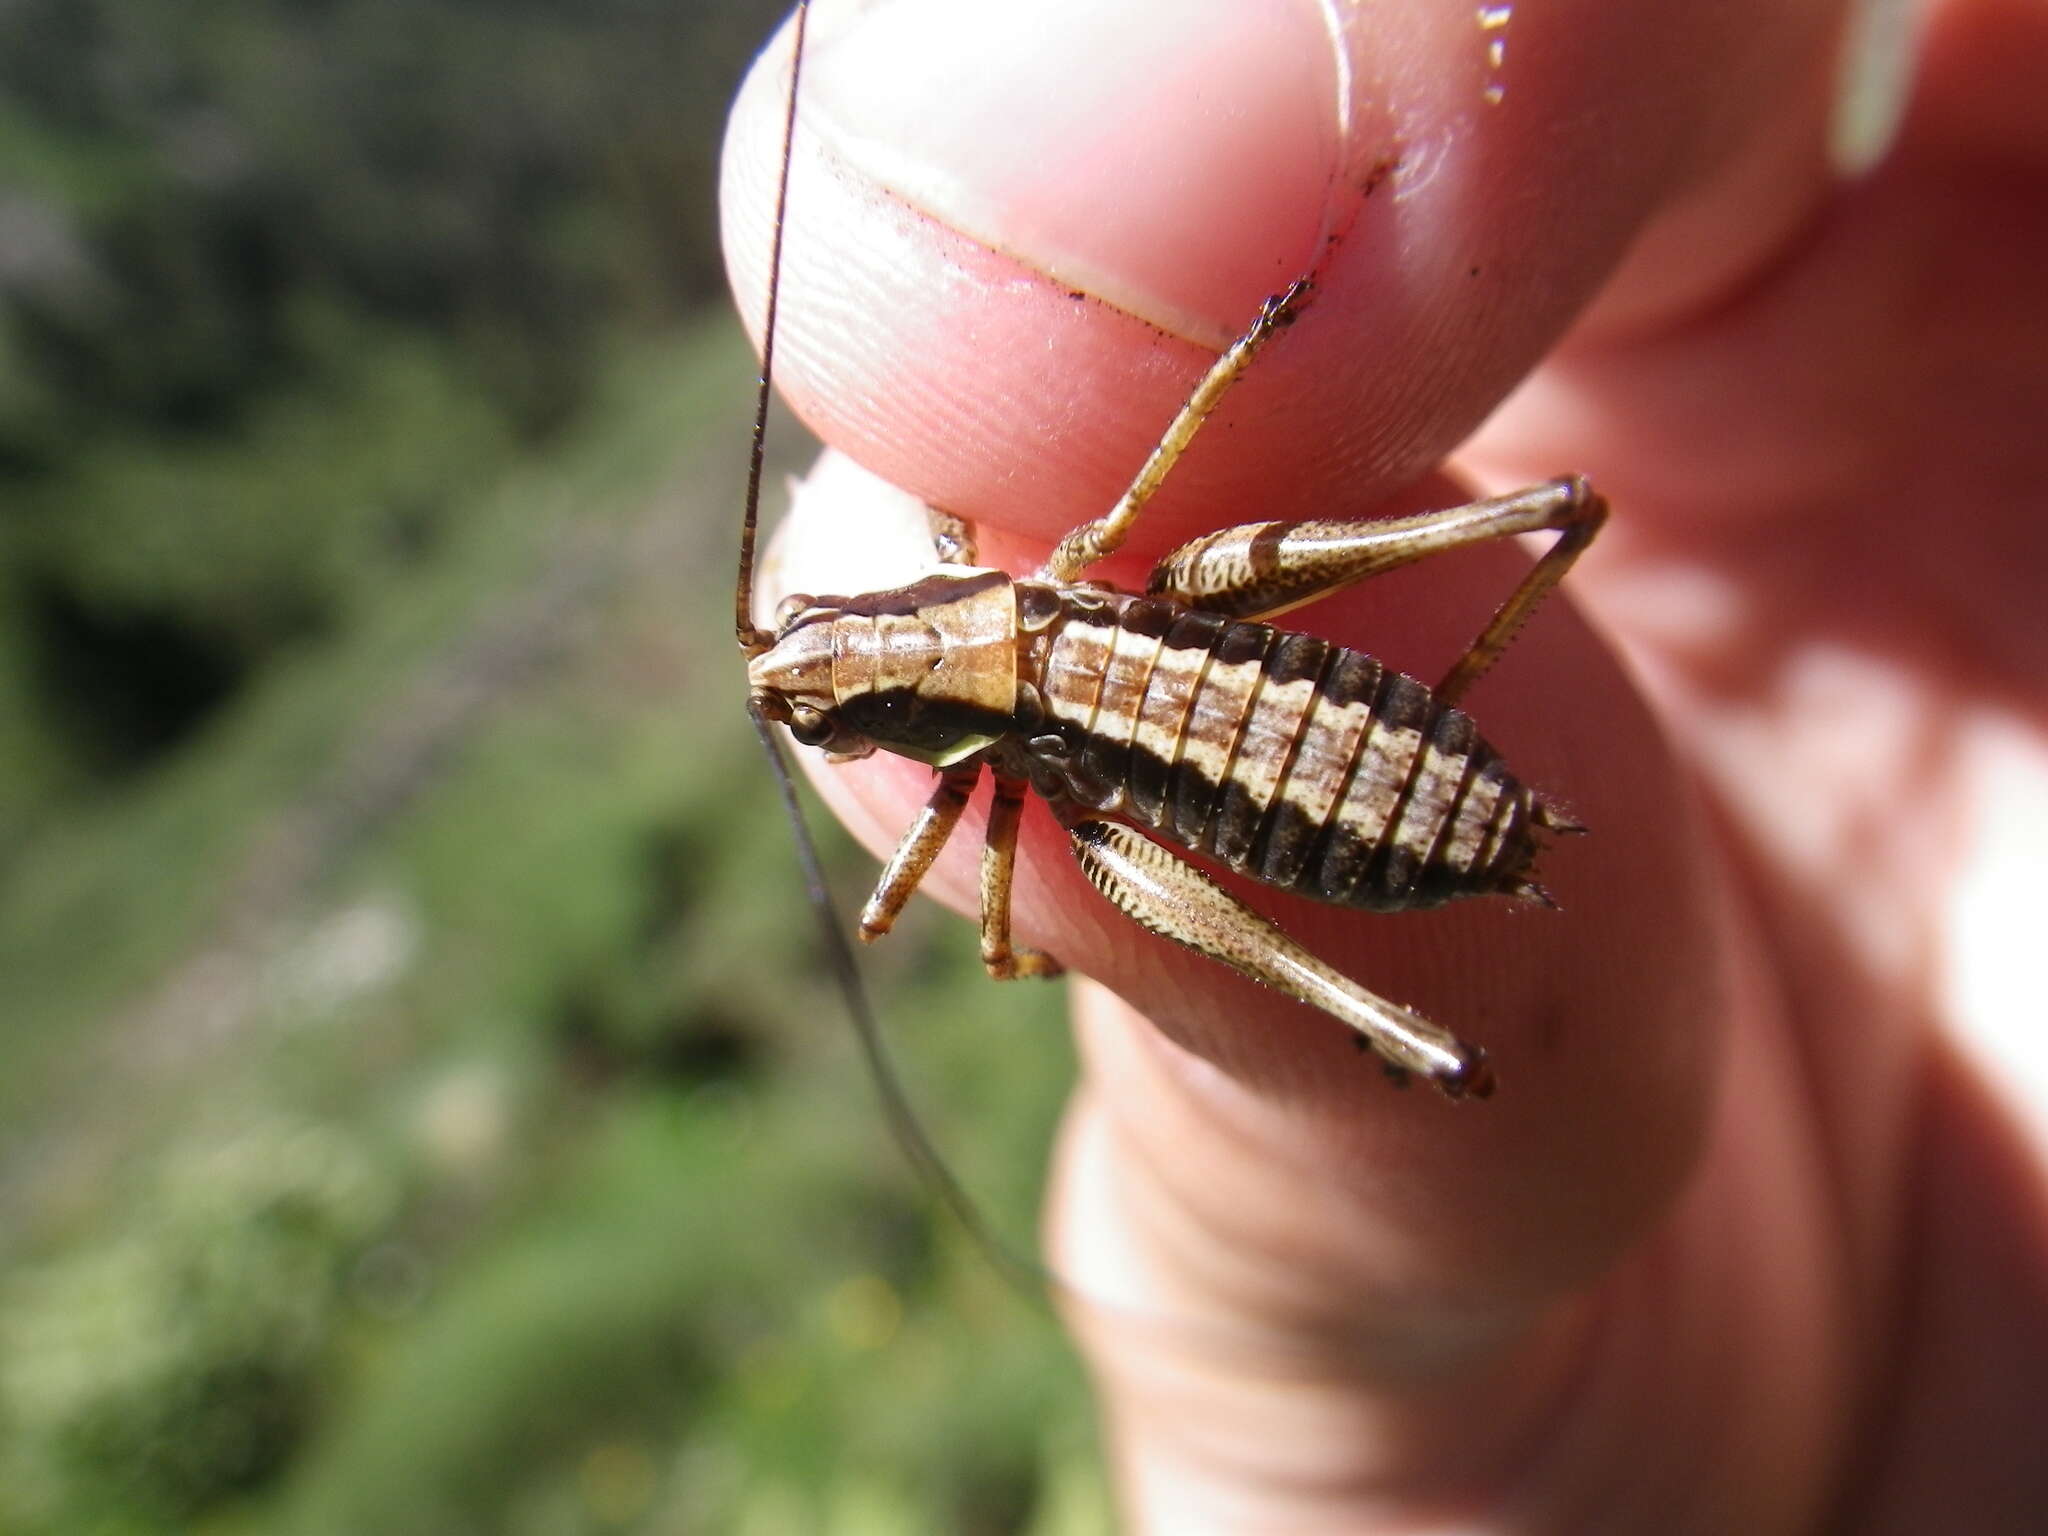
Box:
1027 586 1544 914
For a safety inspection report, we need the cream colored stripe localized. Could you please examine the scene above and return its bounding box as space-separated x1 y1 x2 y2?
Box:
1221 675 1319 817
1130 642 1211 768
1337 720 1424 873
1088 619 1167 753
1042 615 1115 726
1173 655 1265 790
1268 693 1374 835
1438 771 1502 875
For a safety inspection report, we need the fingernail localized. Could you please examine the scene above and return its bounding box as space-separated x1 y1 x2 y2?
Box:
803 0 1355 349
1829 0 1921 177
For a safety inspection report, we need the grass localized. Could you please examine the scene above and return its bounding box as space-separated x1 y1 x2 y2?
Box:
0 315 1102 1534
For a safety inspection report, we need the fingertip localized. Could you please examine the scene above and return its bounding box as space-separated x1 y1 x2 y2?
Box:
725 0 1842 559
718 0 1559 544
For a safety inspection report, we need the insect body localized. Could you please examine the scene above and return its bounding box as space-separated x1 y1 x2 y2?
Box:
737 6 1603 1100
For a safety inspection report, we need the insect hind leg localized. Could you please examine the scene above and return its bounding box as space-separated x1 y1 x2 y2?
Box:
1433 477 1607 707
1064 816 1493 1099
1145 476 1608 707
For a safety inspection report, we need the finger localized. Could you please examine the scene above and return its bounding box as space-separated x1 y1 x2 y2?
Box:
719 0 1820 1506
761 451 1838 1521
724 0 1846 553
1461 9 2048 1491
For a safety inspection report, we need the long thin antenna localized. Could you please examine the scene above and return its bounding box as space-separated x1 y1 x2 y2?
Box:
748 705 1049 1299
731 21 1395 1366
734 1 1048 1305
754 716 1403 1365
736 0 811 654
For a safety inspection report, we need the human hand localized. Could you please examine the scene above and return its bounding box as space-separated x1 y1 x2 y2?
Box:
722 0 2048 1529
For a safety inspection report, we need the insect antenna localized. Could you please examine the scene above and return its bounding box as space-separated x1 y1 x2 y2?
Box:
747 708 1048 1298
736 0 1051 1302
733 6 1444 1371
734 0 807 659
752 702 1316 1362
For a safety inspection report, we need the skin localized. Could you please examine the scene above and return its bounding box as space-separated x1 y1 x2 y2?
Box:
721 0 2048 1529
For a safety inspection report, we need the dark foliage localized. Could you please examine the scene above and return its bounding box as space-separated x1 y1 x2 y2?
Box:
0 0 785 791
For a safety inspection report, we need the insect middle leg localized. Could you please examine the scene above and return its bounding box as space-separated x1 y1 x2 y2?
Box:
1145 475 1609 707
859 765 1061 981
979 775 1061 980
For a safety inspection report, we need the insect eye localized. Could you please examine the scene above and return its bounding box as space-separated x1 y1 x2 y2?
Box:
774 593 816 633
787 706 836 748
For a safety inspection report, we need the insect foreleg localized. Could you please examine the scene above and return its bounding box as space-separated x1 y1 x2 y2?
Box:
1041 279 1314 584
1065 818 1494 1099
1145 476 1609 706
859 766 980 942
979 775 1062 980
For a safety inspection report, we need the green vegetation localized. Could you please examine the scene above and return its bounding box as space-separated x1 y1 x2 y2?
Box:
0 5 1105 1531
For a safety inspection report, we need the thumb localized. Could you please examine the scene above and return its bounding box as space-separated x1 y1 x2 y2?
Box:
716 0 1822 1516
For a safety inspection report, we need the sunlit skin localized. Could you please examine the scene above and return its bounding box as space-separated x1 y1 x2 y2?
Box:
722 0 2048 1529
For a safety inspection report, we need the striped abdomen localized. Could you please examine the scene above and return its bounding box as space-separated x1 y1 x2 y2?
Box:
1027 587 1543 912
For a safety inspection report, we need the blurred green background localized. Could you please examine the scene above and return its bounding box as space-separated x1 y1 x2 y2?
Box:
0 2 1101 1530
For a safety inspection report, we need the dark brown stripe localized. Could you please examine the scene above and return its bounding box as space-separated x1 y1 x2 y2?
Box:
1318 645 1385 710
1170 620 1274 848
1077 601 1171 797
1118 597 1179 640
1319 670 1430 907
840 567 1008 617
1126 611 1229 824
1263 629 1328 688
1235 631 1329 877
1255 639 1343 890
1247 521 1290 583
1214 622 1271 668
838 686 1015 757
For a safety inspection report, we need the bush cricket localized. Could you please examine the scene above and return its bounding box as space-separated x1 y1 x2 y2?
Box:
732 0 1605 1101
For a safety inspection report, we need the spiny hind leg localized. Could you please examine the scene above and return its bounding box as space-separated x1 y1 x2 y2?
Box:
979 775 1062 979
1040 279 1315 583
1064 817 1493 1099
859 765 979 942
1144 476 1609 706
1432 478 1607 707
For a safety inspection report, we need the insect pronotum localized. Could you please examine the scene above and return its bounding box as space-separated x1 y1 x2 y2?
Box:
735 0 1604 1101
